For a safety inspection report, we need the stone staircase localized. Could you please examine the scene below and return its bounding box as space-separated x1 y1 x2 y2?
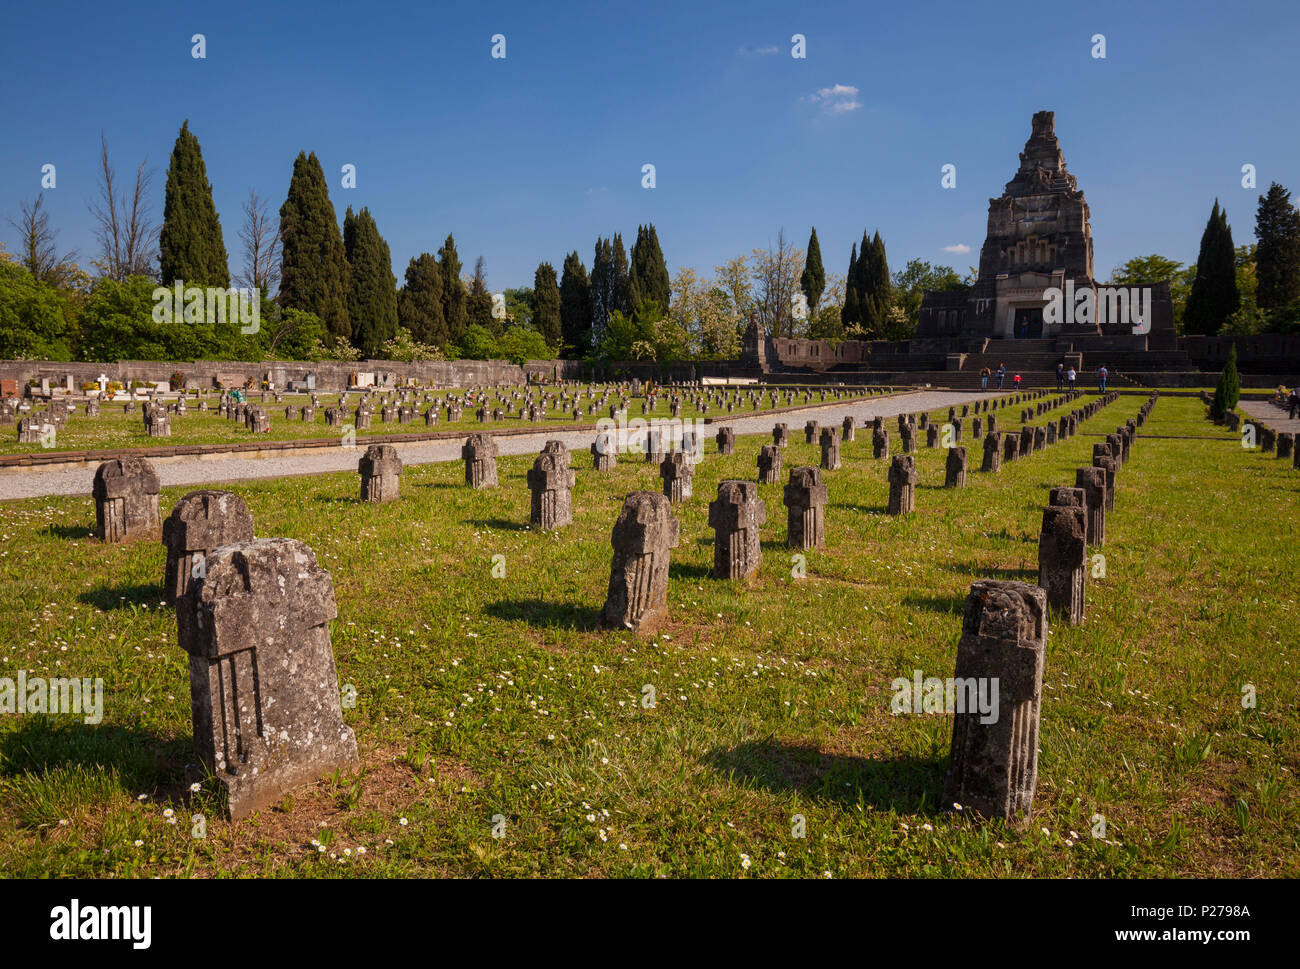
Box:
945 338 1074 375
876 370 1075 389
1110 371 1144 387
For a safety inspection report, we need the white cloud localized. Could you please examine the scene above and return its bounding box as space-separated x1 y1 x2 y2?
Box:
805 84 861 114
943 244 972 254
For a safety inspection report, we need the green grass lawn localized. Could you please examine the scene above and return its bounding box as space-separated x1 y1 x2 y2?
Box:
0 394 1295 878
1 388 874 456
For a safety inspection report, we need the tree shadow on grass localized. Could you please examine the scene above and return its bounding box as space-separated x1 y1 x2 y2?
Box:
77 582 163 611
43 524 95 541
702 739 947 814
466 518 530 532
483 597 602 631
903 593 967 615
940 562 1037 582
831 502 889 516
0 719 187 794
669 560 712 581
312 495 356 505
982 527 1034 544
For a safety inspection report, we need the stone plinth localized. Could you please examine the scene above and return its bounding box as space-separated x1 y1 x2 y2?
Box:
93 458 161 543
1038 504 1087 624
873 427 890 460
1074 467 1107 545
528 445 576 528
819 427 841 471
463 433 499 488
176 538 358 820
660 452 694 503
942 580 1048 824
601 492 680 633
359 444 402 502
783 466 826 550
887 455 917 515
708 480 766 580
982 432 1002 472
592 431 617 471
945 446 967 488
162 490 255 604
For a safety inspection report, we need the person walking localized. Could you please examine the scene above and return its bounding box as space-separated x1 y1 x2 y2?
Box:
1055 362 1064 391
1098 364 1109 393
1289 387 1299 420
996 364 1006 390
980 366 991 390
1013 372 1022 390
1067 366 1077 392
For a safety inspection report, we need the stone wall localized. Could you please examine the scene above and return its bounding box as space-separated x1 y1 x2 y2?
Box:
1123 371 1300 389
1180 333 1300 373
0 357 567 392
7 329 1297 396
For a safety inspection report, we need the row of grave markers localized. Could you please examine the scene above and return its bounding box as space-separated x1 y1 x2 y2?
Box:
1234 400 1300 469
79 385 1139 824
90 461 354 819
11 379 887 447
954 392 1158 821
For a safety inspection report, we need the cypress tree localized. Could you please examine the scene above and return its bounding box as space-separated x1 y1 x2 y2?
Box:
646 225 670 308
1210 343 1240 420
437 234 467 343
863 231 891 336
559 251 592 357
159 120 230 288
857 231 873 329
398 253 446 347
462 254 491 330
626 229 644 310
343 206 399 358
800 227 825 311
466 256 495 332
1184 201 1239 336
841 241 860 327
629 224 671 312
1255 182 1300 311
611 233 631 315
279 151 350 341
590 237 614 347
533 262 562 349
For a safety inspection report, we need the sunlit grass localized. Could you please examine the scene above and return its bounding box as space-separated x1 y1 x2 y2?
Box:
0 394 1295 877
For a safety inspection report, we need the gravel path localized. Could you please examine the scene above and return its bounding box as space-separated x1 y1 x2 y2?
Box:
0 390 1002 500
1239 400 1300 435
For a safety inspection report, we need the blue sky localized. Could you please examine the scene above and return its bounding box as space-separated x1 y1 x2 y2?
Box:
2 0 1296 291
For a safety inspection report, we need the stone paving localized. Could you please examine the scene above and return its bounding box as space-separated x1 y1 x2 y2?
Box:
0 390 1003 500
1240 400 1300 436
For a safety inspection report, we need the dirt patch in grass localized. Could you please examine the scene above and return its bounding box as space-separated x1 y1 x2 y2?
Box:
200 744 481 873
